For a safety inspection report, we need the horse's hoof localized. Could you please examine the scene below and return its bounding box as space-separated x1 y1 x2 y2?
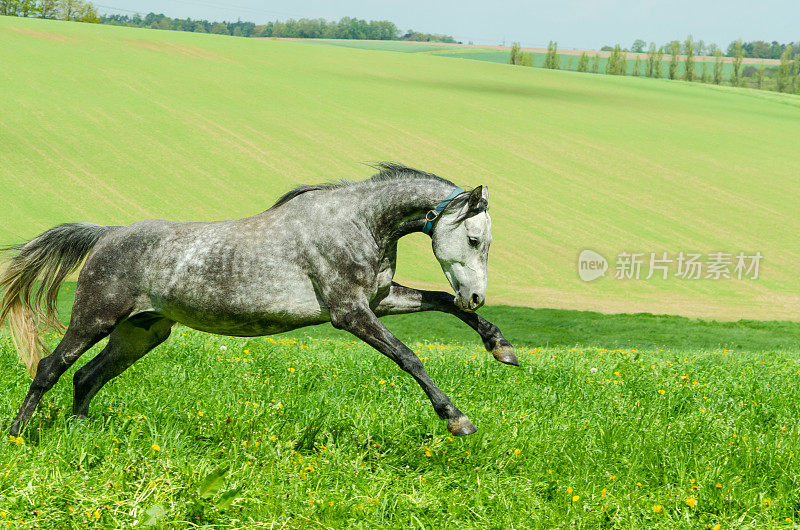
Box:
447 416 477 436
492 344 519 366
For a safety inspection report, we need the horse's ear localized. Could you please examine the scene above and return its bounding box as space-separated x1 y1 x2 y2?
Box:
468 186 486 211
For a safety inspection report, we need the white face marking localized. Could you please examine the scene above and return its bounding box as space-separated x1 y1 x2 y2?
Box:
431 188 492 312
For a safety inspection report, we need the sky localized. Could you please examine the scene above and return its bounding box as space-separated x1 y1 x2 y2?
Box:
95 0 800 50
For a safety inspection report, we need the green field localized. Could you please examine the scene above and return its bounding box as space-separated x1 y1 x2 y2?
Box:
3 297 800 527
2 16 800 321
3 17 800 527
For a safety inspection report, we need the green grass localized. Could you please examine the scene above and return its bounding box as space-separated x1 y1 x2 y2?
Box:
2 17 800 320
3 306 800 527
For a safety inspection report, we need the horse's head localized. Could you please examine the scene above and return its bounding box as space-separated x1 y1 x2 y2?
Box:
430 186 491 312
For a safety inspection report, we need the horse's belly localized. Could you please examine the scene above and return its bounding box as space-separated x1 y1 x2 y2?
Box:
154 285 330 337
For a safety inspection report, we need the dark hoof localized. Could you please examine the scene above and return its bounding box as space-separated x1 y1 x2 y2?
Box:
492 345 519 366
447 416 477 436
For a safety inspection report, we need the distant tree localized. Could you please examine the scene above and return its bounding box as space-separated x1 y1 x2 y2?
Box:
695 39 706 56
600 45 614 52
567 57 574 70
544 41 559 69
210 22 228 35
683 35 695 81
713 49 724 84
617 46 627 75
731 39 744 86
754 61 765 89
232 26 243 37
605 47 617 74
795 55 800 93
592 53 599 73
646 42 657 77
655 46 664 78
509 42 521 65
193 23 208 33
577 51 589 72
777 44 793 92
18 0 38 16
519 51 533 66
508 43 532 66
633 57 641 76
38 0 58 18
700 59 709 83
605 45 626 75
58 0 79 20
668 41 681 79
631 39 646 53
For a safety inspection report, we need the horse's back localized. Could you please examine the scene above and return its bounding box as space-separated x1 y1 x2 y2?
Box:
78 216 330 336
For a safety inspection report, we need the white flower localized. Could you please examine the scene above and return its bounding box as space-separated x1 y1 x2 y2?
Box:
590 367 598 373
220 345 227 351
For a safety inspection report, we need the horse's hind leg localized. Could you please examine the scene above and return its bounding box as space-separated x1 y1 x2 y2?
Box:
73 314 173 418
9 318 117 437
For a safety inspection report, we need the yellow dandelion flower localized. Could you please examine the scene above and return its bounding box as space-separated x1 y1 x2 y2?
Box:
197 411 204 417
715 483 722 488
270 435 277 442
601 488 607 497
378 380 386 385
686 496 696 508
567 486 573 495
653 504 662 513
151 444 160 452
305 465 315 472
0 511 6 519
288 367 296 373
572 495 579 502
513 448 521 456
658 389 666 395
764 498 772 509
94 511 100 519
424 447 432 457
691 485 699 492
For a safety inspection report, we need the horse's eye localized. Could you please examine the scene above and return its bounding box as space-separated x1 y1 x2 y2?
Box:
468 237 480 247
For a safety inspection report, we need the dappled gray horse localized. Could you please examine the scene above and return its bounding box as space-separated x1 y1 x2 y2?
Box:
0 163 516 437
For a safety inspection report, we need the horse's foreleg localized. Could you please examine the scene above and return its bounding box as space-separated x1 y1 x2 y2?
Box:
331 305 477 436
372 283 518 366
72 315 174 418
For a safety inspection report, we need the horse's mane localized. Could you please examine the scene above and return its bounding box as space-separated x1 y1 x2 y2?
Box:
269 162 456 210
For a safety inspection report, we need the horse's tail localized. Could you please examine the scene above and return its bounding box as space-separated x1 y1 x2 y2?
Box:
0 223 113 377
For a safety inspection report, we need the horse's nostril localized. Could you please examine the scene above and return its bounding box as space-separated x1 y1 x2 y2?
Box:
471 293 481 307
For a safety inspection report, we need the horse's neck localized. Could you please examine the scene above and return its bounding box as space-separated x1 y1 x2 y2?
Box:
361 180 457 248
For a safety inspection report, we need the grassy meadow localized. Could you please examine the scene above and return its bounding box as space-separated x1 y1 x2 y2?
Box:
2 15 800 529
2 16 800 320
3 297 800 528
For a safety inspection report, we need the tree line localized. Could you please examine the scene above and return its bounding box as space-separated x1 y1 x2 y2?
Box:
604 38 800 60
0 0 98 21
0 2 458 42
101 13 458 42
510 37 800 95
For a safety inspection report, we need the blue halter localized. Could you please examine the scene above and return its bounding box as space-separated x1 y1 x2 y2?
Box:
422 187 464 236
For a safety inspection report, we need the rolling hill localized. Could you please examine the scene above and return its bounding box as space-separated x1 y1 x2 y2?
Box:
2 16 799 320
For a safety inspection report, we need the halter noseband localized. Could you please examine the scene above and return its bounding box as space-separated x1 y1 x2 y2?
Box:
422 187 464 237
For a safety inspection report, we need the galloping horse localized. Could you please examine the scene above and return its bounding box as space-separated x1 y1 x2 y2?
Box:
0 163 517 437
